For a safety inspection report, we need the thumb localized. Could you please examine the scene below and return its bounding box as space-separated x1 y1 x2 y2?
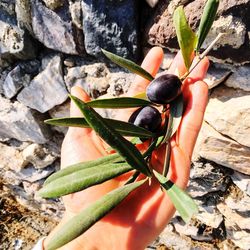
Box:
68 86 92 135
70 86 91 116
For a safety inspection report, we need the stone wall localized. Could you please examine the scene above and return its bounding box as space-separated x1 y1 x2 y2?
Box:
0 0 249 249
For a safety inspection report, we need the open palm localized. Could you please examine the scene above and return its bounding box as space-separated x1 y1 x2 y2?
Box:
44 47 209 250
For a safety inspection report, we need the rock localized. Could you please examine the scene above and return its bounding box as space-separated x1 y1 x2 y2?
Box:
149 224 192 250
31 0 80 54
225 65 250 91
107 72 133 96
22 181 41 197
0 8 36 60
82 0 139 60
195 122 250 175
205 85 250 148
0 95 50 144
0 142 27 172
217 187 250 249
15 0 33 33
22 143 57 169
17 54 68 113
202 15 246 50
42 0 64 10
63 58 75 68
188 161 232 198
204 63 231 89
49 101 70 134
65 63 110 98
3 65 31 98
231 171 250 196
69 0 82 29
145 0 159 8
146 0 250 64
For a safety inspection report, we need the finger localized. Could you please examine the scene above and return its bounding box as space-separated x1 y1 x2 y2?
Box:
68 86 92 135
127 47 164 96
177 80 209 159
168 51 187 76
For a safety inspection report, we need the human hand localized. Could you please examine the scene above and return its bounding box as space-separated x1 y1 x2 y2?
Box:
44 47 209 250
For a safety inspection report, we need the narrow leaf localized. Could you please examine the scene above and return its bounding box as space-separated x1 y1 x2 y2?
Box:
196 0 220 52
154 171 198 223
70 95 152 177
45 179 147 250
102 49 154 81
87 97 152 108
163 94 184 143
39 163 132 198
45 117 154 138
44 153 122 185
133 91 148 100
173 6 197 69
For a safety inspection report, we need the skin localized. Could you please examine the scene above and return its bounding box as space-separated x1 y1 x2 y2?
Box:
44 47 209 250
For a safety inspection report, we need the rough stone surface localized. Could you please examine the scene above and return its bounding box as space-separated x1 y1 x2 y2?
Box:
195 122 250 175
205 85 250 148
204 63 232 89
0 8 36 60
145 0 159 8
42 0 64 10
69 0 82 29
231 171 250 196
3 65 31 98
22 143 57 169
146 0 250 64
202 15 246 50
31 0 79 54
82 0 139 60
0 96 50 143
0 142 27 172
17 54 68 113
225 65 250 91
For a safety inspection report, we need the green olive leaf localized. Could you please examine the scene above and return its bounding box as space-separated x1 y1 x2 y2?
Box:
162 94 184 144
173 6 197 69
44 153 123 185
101 49 154 81
195 0 220 52
70 95 152 177
45 179 147 250
154 170 198 223
38 163 133 198
87 97 152 108
45 117 154 138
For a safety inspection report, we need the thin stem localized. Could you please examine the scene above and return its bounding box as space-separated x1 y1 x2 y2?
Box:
181 32 225 81
162 142 171 177
125 171 140 185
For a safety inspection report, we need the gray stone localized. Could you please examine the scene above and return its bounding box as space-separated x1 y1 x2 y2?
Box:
161 51 176 70
0 8 36 60
225 65 250 91
22 143 57 169
42 0 64 10
188 161 232 198
82 0 139 60
0 142 27 172
107 72 133 96
15 0 33 34
69 0 82 29
205 86 250 148
65 63 110 98
204 63 231 89
17 54 68 113
49 101 70 134
231 171 250 196
31 0 79 54
3 65 31 98
0 95 50 143
195 122 250 175
202 15 246 50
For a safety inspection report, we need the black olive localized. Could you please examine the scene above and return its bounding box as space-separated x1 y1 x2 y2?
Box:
129 106 162 133
146 74 182 104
